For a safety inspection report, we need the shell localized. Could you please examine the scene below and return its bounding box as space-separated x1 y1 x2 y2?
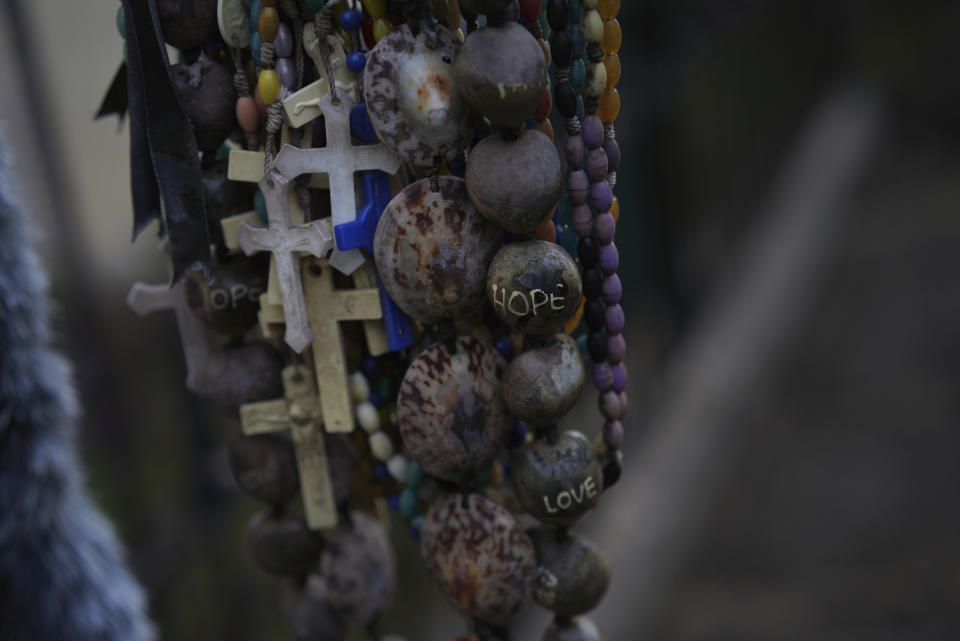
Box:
217 0 250 48
364 21 477 166
502 334 585 426
529 529 610 616
397 337 509 481
375 177 502 324
420 493 536 625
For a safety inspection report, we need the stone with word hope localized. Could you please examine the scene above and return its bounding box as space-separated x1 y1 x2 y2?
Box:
529 529 610 617
502 334 585 427
198 340 285 412
228 433 299 505
541 617 603 641
185 256 268 336
512 430 603 527
487 240 583 335
398 337 509 481
420 493 536 626
245 510 324 576
375 177 502 324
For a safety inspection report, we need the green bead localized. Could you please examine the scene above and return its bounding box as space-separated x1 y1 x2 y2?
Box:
216 142 232 161
410 515 425 529
576 331 588 356
254 189 268 224
399 488 418 517
377 376 393 403
405 461 424 488
116 6 126 38
475 468 490 486
570 59 586 93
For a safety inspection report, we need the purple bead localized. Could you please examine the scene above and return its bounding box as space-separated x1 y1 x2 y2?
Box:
605 304 625 335
601 273 622 305
611 363 627 392
607 333 626 364
603 138 620 172
603 421 624 449
590 180 613 213
599 242 619 275
619 391 629 418
568 170 589 205
586 148 609 182
598 390 621 420
275 23 293 58
276 58 296 90
565 134 585 167
594 212 616 244
582 115 604 149
592 362 614 391
571 203 594 238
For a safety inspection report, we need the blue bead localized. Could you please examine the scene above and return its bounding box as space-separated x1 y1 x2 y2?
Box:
555 224 564 242
346 51 366 73
369 391 383 408
567 0 582 25
339 8 363 31
508 420 528 448
447 154 466 177
250 32 263 67
408 525 421 541
502 462 512 478
374 462 389 480
577 96 585 122
570 59 586 93
399 488 418 517
387 494 400 512
250 0 262 33
254 189 268 224
495 337 513 358
242 0 252 5
362 355 381 376
405 461 424 488
350 103 377 142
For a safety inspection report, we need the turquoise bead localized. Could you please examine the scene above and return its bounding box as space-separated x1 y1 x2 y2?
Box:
405 461 424 488
399 488 418 517
567 0 583 25
559 224 579 257
577 95 584 122
575 330 588 356
216 143 232 161
559 192 573 223
539 13 551 41
254 189 268 224
570 25 586 60
377 375 393 403
116 6 126 38
249 0 263 34
410 515 425 530
570 59 586 93
251 32 263 66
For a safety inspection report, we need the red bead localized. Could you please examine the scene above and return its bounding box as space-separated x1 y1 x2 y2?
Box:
361 18 375 49
519 0 542 22
533 88 552 120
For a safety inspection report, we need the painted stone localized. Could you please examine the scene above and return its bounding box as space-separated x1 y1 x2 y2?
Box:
157 0 217 50
454 21 547 128
375 178 502 324
397 337 509 481
466 130 564 235
318 511 395 626
228 433 299 504
170 60 237 153
364 21 477 166
487 241 582 335
184 256 267 336
542 617 603 641
529 529 610 616
246 510 325 576
511 430 603 526
281 577 349 641
502 334 585 427
198 341 285 412
420 493 536 625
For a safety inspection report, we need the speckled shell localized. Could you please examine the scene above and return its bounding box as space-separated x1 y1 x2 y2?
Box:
228 433 299 504
541 617 604 641
280 577 348 641
375 177 503 324
454 21 547 128
511 430 603 526
502 334 585 426
245 511 324 576
420 493 536 625
487 241 583 335
529 529 610 616
466 130 564 235
397 337 509 481
318 511 395 626
364 21 476 166
170 60 237 153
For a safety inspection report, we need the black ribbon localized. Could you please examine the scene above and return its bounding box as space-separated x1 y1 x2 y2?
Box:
94 63 128 121
121 0 210 283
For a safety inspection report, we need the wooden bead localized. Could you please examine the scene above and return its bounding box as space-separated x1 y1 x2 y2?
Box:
583 62 607 100
598 0 620 19
581 10 603 44
604 53 620 88
372 17 392 42
258 69 281 105
534 88 553 120
529 530 610 616
246 511 324 576
599 88 620 123
257 6 280 42
532 117 555 141
236 96 259 132
602 18 621 54
502 334 585 426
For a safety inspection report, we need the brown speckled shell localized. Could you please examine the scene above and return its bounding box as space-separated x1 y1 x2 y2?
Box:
318 511 395 626
397 337 509 481
375 178 503 324
420 493 536 625
363 22 476 166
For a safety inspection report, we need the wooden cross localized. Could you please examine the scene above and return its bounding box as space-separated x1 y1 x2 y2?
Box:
237 169 333 353
240 365 338 530
303 257 382 433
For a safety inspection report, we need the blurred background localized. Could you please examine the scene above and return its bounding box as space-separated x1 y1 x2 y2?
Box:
2 0 959 639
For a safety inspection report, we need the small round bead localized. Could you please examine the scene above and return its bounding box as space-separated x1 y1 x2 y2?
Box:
590 180 613 213
275 23 293 57
577 237 599 269
604 303 625 335
372 17 392 42
387 454 408 482
349 103 377 142
346 51 366 74
276 58 296 90
547 0 568 31
584 62 607 100
581 10 603 44
406 461 425 488
599 88 620 123
571 204 594 238
601 273 622 305
603 420 623 449
257 69 281 105
582 115 604 149
551 31 572 67
598 0 620 19
534 89 553 120
585 300 605 331
258 7 280 42
349 371 371 402
592 362 614 391
586 148 608 182
568 170 589 204
369 431 394 461
236 96 259 133
604 54 621 88
611 363 627 392
555 83 578 119
357 401 381 433
565 134 585 167
339 8 363 31
594 212 616 244
602 19 622 54
587 331 607 362
520 0 543 21
598 390 621 419
598 242 619 275
582 269 603 300
607 333 626 363
603 138 620 172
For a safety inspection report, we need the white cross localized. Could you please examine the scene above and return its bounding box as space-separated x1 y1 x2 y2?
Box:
237 169 333 353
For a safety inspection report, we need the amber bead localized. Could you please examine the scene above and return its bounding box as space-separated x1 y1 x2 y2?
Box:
365 0 387 17
532 117 554 141
598 0 619 19
611 196 620 222
602 19 621 54
534 88 553 120
258 6 280 42
372 17 392 42
539 38 551 65
534 214 558 242
599 88 619 123
564 296 585 334
258 69 281 105
604 54 620 88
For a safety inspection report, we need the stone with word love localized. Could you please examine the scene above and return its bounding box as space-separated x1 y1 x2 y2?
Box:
184 255 268 337
512 430 603 527
487 240 582 335
502 334 585 427
529 529 610 617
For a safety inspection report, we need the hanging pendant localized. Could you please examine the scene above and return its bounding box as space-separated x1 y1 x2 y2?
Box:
501 334 585 427
529 529 610 617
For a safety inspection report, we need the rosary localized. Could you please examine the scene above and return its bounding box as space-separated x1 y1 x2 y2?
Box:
107 0 625 639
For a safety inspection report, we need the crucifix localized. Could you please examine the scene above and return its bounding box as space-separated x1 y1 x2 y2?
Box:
240 365 338 530
303 256 382 433
237 169 333 353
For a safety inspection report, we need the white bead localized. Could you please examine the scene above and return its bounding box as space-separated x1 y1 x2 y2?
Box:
387 454 408 482
369 431 394 462
356 401 381 433
582 9 604 44
349 371 371 403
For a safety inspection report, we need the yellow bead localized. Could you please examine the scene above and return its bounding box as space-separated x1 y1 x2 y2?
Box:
602 19 621 54
365 0 387 18
258 69 281 105
604 54 621 89
373 17 392 42
258 6 280 42
581 9 603 44
611 197 620 222
598 0 619 19
599 88 620 123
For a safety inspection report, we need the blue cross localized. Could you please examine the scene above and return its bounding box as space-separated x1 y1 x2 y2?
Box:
335 170 414 351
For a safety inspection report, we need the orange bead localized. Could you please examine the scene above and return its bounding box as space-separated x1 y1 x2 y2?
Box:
599 88 620 123
604 54 621 89
534 214 557 242
532 118 554 141
236 96 259 133
564 296 585 335
258 7 280 42
611 197 620 222
539 38 550 65
598 0 620 19
602 19 621 55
